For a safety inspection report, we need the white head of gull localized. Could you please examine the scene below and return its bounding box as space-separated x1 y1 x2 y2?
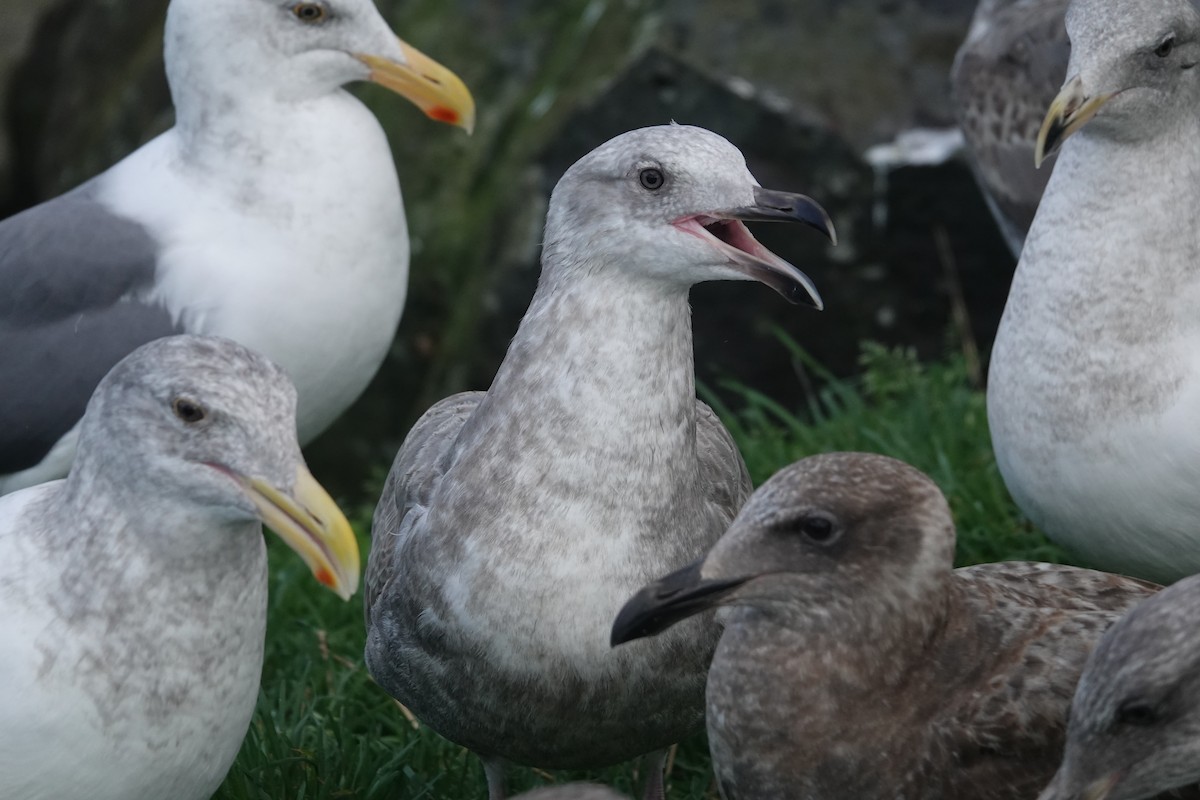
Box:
613 452 1162 800
1041 574 1200 800
0 334 358 800
0 0 474 495
987 0 1200 581
364 123 834 800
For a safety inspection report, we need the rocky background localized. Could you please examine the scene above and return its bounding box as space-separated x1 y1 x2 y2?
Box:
0 0 1016 498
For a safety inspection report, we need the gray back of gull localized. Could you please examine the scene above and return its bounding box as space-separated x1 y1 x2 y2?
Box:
0 187 177 475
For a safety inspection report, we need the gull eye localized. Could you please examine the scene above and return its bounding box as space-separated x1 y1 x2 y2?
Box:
1114 700 1160 727
1155 35 1175 58
172 397 208 425
779 512 842 545
291 2 327 23
639 167 665 191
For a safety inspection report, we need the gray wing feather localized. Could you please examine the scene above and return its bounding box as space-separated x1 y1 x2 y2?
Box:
365 391 485 622
0 190 179 474
695 399 753 525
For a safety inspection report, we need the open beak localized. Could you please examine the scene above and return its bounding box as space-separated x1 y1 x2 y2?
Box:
239 466 360 601
356 38 476 133
1035 75 1118 167
610 559 752 646
674 187 835 309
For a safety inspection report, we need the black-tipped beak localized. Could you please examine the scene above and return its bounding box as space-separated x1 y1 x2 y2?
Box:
610 559 752 646
675 186 833 309
719 187 838 245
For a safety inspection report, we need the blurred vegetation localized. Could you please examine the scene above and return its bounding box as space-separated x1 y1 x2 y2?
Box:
213 344 1061 800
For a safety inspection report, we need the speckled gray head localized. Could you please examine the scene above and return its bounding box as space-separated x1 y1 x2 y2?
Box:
71 334 360 599
1039 574 1200 800
611 452 954 643
1036 0 1200 163
165 0 473 130
542 124 835 308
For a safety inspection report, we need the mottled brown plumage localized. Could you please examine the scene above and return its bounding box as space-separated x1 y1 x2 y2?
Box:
613 452 1164 800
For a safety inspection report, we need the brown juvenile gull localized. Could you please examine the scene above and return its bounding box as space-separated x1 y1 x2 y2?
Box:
0 335 359 800
951 0 1070 255
364 124 835 800
0 0 474 495
612 452 1165 800
987 0 1200 582
1040 575 1200 800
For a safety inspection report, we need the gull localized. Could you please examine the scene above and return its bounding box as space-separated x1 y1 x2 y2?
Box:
0 0 474 494
988 0 1200 581
0 334 359 800
364 123 834 800
613 452 1161 800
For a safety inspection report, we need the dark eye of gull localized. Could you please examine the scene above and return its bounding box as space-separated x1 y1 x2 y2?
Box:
172 397 208 425
639 167 665 191
1155 35 1175 58
1114 700 1161 727
291 2 327 23
780 512 841 545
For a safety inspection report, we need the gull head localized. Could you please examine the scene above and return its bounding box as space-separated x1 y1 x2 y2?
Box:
543 124 835 308
1038 576 1200 800
1036 0 1200 164
611 453 953 646
74 335 360 600
165 0 474 131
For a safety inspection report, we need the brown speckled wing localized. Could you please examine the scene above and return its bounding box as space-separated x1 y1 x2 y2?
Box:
952 0 1071 253
364 391 484 622
931 564 1159 797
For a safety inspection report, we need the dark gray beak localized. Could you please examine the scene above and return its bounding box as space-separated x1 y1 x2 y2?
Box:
717 187 838 244
677 186 834 309
610 559 752 646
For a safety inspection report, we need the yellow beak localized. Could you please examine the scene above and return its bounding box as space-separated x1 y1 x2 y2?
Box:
1035 75 1118 168
356 38 476 134
242 467 360 601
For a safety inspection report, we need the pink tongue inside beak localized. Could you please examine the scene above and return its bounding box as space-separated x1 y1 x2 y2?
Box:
674 216 824 308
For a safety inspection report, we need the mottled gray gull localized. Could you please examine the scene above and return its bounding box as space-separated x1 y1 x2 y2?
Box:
0 0 474 495
988 0 1200 581
1040 574 1200 800
364 123 835 800
612 452 1163 800
951 0 1070 256
0 334 359 800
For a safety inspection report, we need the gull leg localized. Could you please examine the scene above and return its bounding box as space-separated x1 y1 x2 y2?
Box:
483 757 507 800
640 749 668 800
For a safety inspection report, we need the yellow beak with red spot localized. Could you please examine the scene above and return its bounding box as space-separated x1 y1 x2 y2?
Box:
240 466 359 600
357 38 476 134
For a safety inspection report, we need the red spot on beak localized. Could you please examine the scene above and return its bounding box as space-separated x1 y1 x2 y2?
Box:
428 106 460 125
316 567 335 588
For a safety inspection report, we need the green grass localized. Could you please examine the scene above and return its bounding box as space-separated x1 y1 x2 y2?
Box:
214 344 1063 800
